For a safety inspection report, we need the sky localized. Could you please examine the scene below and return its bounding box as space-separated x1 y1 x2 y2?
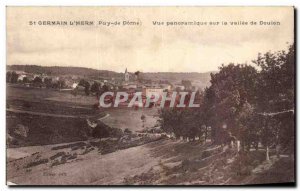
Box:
7 7 294 73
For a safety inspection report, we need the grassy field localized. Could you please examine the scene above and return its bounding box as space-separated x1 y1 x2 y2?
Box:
6 86 106 147
7 111 92 147
7 85 99 108
6 85 160 148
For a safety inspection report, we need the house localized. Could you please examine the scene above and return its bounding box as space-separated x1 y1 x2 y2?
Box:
142 87 164 98
160 84 172 91
123 84 137 90
17 74 27 81
174 84 185 91
12 70 26 75
72 82 78 89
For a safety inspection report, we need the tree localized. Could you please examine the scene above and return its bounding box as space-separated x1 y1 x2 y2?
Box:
6 72 12 83
101 84 109 92
22 77 29 83
253 43 295 159
159 108 203 141
90 82 100 94
33 76 42 83
200 86 217 142
85 83 90 95
71 88 78 97
134 71 140 81
58 79 66 89
78 79 90 96
253 44 294 113
11 71 19 83
159 44 295 158
208 64 258 148
141 114 146 128
44 77 52 88
159 108 184 139
182 80 192 90
33 76 43 87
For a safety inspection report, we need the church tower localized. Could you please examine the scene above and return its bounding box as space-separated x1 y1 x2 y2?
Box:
124 68 129 82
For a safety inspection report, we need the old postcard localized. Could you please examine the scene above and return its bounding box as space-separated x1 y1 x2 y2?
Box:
6 7 295 186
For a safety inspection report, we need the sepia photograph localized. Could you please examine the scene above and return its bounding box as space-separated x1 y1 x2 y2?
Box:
6 6 295 186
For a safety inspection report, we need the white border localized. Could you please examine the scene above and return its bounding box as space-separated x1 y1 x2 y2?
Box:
1 1 298 191
0 0 297 6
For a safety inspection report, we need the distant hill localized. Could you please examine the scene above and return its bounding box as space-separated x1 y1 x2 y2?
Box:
7 65 214 89
141 72 212 82
140 72 213 89
7 65 122 79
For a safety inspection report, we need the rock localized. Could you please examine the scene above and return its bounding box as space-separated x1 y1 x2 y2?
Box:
13 124 29 138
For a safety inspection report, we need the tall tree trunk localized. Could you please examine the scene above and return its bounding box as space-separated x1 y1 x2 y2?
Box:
246 143 251 151
237 140 240 152
276 144 280 158
266 146 270 161
255 142 259 150
241 141 245 151
204 125 207 143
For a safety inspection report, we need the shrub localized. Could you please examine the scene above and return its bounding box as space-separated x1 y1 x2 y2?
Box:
68 153 78 160
124 128 132 134
81 147 94 155
50 152 66 160
25 158 49 168
92 122 123 139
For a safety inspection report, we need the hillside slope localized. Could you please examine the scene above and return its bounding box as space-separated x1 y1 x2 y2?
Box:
7 139 294 185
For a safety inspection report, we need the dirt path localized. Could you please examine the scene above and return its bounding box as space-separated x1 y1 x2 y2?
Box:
7 108 89 118
7 140 94 161
9 142 163 185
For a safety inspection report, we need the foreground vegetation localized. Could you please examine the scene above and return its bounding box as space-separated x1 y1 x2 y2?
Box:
159 44 295 160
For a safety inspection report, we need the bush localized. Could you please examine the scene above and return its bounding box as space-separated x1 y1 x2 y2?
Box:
124 128 132 134
50 152 66 160
92 122 124 139
51 160 60 167
81 147 95 155
25 158 49 168
68 153 78 160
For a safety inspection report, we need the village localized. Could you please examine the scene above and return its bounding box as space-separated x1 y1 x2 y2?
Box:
6 68 202 108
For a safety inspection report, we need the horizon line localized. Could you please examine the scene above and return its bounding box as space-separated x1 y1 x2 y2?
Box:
7 64 217 74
